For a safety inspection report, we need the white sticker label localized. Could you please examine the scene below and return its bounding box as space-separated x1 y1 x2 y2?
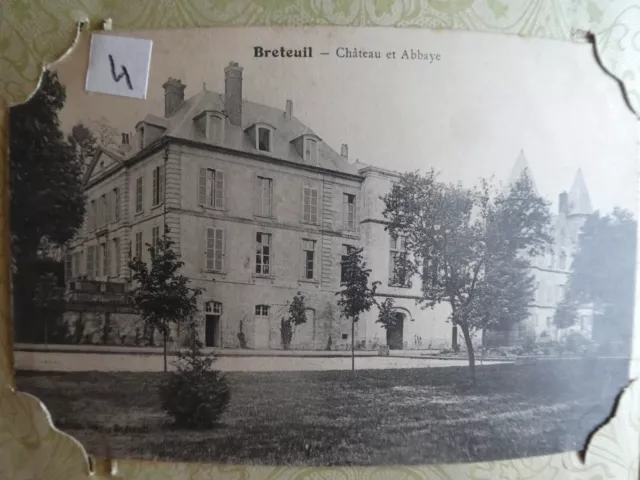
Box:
85 34 153 99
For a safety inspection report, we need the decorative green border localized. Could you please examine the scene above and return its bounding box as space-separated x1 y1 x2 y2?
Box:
1 1 639 479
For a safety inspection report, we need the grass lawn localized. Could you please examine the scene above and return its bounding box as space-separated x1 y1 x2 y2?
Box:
15 359 629 465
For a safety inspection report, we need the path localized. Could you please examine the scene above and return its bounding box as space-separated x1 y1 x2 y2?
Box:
14 350 505 372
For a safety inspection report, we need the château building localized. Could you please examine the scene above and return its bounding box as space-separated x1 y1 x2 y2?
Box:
64 62 593 350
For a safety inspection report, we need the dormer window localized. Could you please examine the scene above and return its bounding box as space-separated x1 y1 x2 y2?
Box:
194 111 225 144
138 126 145 150
304 137 318 163
292 133 322 163
257 127 271 152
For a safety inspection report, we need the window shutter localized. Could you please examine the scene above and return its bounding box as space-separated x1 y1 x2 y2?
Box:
311 189 318 223
254 177 261 214
342 195 348 228
303 186 310 222
115 189 120 220
105 243 110 277
159 165 166 204
199 168 207 205
215 228 225 271
205 227 215 271
215 170 225 209
152 168 158 206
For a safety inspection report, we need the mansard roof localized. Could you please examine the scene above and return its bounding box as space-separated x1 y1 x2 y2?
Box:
127 87 358 175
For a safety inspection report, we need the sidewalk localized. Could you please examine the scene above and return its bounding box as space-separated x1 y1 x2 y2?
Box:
14 342 515 362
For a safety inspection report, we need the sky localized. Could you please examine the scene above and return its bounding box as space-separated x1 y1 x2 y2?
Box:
54 27 638 214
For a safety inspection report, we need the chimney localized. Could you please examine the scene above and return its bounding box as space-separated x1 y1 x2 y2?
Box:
559 191 569 215
341 144 349 159
162 78 186 117
285 99 293 120
224 62 243 127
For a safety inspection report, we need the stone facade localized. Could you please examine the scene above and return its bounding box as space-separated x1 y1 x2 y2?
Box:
65 62 594 351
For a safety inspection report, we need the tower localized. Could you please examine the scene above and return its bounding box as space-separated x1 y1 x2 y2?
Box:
566 169 593 246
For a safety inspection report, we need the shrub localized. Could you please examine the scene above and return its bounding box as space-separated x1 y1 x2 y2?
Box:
237 320 248 349
159 330 230 429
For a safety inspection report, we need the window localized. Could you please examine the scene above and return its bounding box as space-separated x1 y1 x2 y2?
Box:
73 251 82 278
255 305 270 316
199 168 225 209
341 244 355 284
87 200 96 231
422 257 438 288
152 165 165 207
205 301 223 315
257 127 271 152
255 232 272 275
304 138 318 163
64 254 72 281
548 248 555 269
113 238 120 276
546 317 553 328
98 194 107 227
111 188 120 222
151 226 160 250
102 242 109 278
86 246 96 279
557 285 565 302
390 234 409 286
205 227 225 272
302 239 316 280
135 232 143 259
208 115 223 143
135 176 143 213
559 250 567 270
303 186 318 224
139 127 145 150
255 176 273 216
343 193 356 230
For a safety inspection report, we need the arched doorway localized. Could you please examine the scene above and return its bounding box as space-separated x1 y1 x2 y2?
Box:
386 312 405 350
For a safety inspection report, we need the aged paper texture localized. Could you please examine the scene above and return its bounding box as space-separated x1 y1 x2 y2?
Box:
7 26 639 471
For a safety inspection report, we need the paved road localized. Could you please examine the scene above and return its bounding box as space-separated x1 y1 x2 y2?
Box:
14 350 505 372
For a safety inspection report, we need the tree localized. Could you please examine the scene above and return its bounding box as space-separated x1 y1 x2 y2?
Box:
68 122 98 170
128 225 202 371
375 297 397 329
336 247 380 372
280 291 308 349
560 209 636 347
159 322 230 428
9 70 86 342
382 170 551 379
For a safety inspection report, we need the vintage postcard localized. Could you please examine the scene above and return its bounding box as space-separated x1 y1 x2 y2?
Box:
10 27 637 465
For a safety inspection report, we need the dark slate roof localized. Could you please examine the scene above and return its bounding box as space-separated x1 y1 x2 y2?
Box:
134 87 358 175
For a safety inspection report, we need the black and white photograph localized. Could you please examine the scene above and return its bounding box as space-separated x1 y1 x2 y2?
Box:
11 27 638 465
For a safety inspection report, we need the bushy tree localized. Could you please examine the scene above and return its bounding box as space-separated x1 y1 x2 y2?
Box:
280 291 308 349
10 70 86 341
129 225 202 371
383 170 551 379
559 209 636 347
159 326 230 429
336 247 380 372
376 297 397 329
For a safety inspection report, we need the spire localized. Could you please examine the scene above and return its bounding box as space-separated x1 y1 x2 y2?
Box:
508 150 538 194
568 169 593 216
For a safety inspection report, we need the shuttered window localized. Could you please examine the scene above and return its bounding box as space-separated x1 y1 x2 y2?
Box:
198 168 225 209
205 227 225 272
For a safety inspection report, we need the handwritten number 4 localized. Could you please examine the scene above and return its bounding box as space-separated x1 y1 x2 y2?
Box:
108 54 133 90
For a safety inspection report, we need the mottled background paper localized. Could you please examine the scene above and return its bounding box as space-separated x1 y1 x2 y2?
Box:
1 1 640 479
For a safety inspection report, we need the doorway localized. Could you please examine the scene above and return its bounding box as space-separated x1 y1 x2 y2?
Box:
205 314 220 347
386 312 405 350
